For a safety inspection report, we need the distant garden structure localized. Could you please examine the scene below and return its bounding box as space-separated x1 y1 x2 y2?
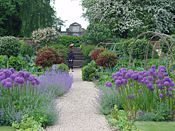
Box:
61 22 85 36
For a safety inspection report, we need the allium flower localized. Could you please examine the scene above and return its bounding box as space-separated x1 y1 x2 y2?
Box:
17 71 24 77
128 94 134 99
10 73 17 80
151 65 156 69
115 80 121 86
164 73 168 76
169 93 173 97
159 93 163 98
164 77 172 82
9 68 15 73
170 82 174 87
168 88 173 91
14 77 25 84
158 65 166 72
158 74 163 79
27 75 35 81
24 58 27 61
24 72 30 79
105 81 113 87
138 89 143 93
147 83 153 89
121 79 127 84
150 87 154 91
165 92 169 96
5 82 12 88
4 69 12 77
164 81 170 87
148 76 154 81
157 84 162 89
137 110 143 115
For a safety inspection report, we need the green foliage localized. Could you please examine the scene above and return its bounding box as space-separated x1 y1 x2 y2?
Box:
82 22 112 44
50 44 69 57
52 63 69 72
0 36 21 58
98 85 122 115
12 114 43 131
19 40 34 57
0 0 63 37
58 35 81 47
121 38 158 60
107 105 139 131
136 102 171 121
82 61 97 81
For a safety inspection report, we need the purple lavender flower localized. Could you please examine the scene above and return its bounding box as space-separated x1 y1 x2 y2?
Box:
105 81 113 87
137 110 143 115
164 81 170 87
138 89 143 93
159 93 163 98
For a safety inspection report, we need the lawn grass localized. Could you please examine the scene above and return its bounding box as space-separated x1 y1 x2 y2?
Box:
135 121 175 131
0 126 14 131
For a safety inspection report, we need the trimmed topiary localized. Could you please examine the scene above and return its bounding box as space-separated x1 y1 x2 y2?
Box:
34 47 63 68
0 36 21 58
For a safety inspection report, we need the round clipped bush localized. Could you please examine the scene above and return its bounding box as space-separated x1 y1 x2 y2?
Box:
35 47 63 68
0 36 21 58
82 64 96 81
90 47 105 60
95 51 118 67
32 27 58 46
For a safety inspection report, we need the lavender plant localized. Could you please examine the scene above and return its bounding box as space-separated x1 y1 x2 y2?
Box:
106 65 175 119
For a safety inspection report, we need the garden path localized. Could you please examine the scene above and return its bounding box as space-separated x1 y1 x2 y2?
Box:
46 68 111 131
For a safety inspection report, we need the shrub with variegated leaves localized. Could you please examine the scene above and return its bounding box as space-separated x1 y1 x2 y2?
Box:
32 27 59 46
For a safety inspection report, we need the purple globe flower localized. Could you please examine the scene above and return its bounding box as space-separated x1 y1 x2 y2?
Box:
115 80 121 86
131 74 138 80
164 73 168 76
148 76 154 81
1 79 6 86
0 73 5 81
169 93 173 97
157 84 162 89
168 88 173 91
164 77 172 82
31 80 36 85
165 92 169 96
105 81 113 87
158 74 163 79
128 94 134 99
9 68 15 73
5 82 12 88
118 76 122 80
137 110 143 115
24 58 27 61
164 81 170 87
125 73 131 79
150 87 154 91
155 80 161 84
159 93 163 98
17 71 24 77
24 72 30 79
10 73 17 80
121 79 127 84
151 65 156 69
147 83 153 89
4 69 12 77
138 89 143 93
27 75 35 81
170 82 174 87
5 78 12 82
14 77 25 84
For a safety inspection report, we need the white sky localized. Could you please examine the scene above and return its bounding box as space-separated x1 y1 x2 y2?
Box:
54 0 89 31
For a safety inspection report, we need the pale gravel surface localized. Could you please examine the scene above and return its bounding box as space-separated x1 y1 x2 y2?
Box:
46 68 111 131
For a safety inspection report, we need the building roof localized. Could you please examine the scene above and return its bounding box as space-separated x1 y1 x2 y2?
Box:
70 22 81 26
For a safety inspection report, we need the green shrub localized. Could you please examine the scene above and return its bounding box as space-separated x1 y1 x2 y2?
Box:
0 36 21 58
19 40 34 57
58 35 81 47
50 44 69 57
81 44 96 57
52 63 69 72
12 114 44 131
82 64 96 81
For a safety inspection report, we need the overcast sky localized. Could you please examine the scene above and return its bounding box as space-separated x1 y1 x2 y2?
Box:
54 0 89 31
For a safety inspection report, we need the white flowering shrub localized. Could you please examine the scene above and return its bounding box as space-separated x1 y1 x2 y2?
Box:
32 27 59 46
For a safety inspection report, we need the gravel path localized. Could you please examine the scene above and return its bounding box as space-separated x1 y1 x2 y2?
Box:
46 69 111 131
